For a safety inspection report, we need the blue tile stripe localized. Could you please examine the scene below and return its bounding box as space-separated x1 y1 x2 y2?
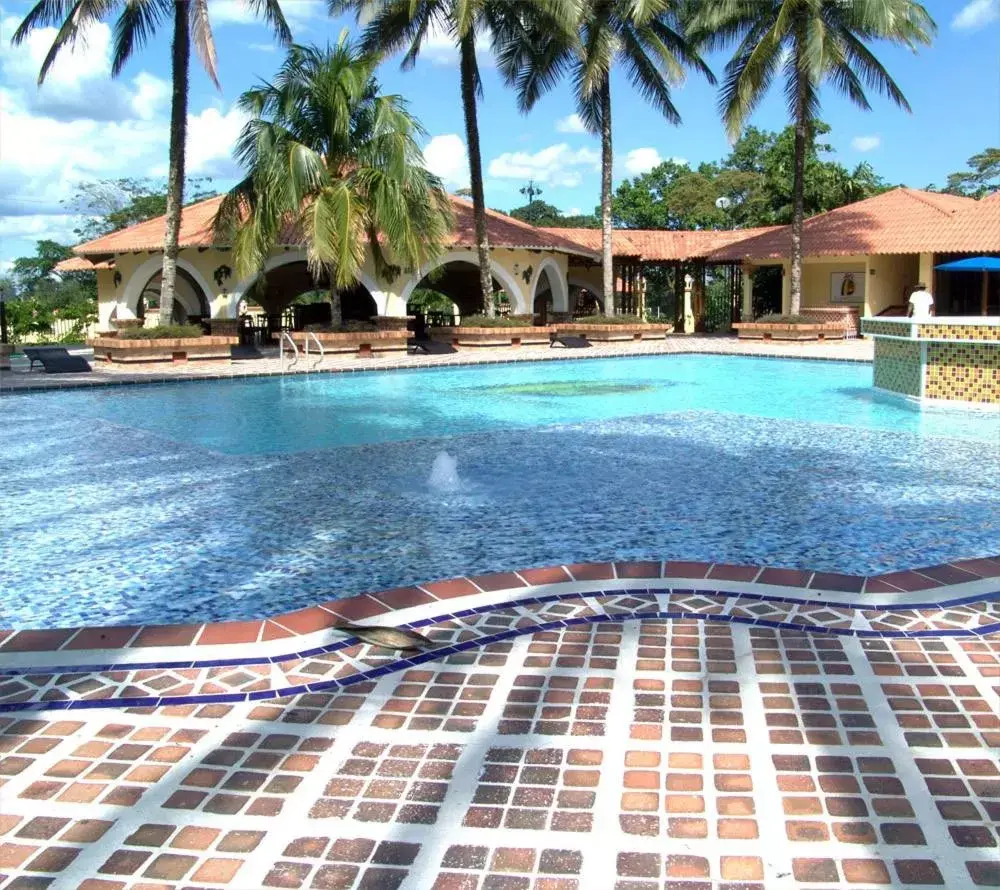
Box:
0 602 996 714
1 585 997 679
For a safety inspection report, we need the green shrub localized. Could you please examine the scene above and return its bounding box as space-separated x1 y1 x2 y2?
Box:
117 324 204 340
573 314 649 325
460 314 537 328
757 314 816 324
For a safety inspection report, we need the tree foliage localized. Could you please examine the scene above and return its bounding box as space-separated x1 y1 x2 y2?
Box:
66 177 216 242
940 148 1000 198
214 39 453 327
612 123 892 231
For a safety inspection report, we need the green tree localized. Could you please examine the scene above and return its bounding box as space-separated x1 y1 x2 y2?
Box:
13 0 291 326
338 0 567 316
66 177 216 241
942 148 1000 198
213 39 454 328
499 0 713 313
509 200 565 226
11 241 74 294
692 0 934 313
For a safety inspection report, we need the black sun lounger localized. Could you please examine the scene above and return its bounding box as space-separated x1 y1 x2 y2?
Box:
408 339 457 355
549 334 591 349
23 346 92 373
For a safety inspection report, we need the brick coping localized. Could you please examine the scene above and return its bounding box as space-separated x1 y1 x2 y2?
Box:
0 556 997 716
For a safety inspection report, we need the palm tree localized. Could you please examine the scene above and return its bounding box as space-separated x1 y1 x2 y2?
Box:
498 0 713 314
334 0 574 316
691 0 935 315
12 0 292 325
213 39 454 328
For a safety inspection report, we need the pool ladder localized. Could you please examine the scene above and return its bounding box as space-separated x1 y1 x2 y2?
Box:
279 331 325 372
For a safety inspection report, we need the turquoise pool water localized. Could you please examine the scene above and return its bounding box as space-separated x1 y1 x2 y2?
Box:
2 354 998 628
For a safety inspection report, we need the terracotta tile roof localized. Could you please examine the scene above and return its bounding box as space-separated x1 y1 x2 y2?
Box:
54 256 114 272
539 227 641 256
72 194 601 261
709 188 994 260
622 227 781 261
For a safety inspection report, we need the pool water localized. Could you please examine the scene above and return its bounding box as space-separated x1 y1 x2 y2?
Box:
2 354 999 629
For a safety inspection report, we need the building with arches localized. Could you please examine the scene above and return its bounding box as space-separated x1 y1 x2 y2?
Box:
59 194 600 332
58 187 1000 334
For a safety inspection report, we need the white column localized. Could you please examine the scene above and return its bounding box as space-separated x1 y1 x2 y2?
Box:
741 265 755 321
683 273 695 333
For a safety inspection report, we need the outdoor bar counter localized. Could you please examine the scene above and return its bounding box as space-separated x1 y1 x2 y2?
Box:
861 316 1000 405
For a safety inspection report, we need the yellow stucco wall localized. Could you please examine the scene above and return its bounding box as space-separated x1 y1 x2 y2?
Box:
866 253 919 317
101 244 575 324
800 258 866 309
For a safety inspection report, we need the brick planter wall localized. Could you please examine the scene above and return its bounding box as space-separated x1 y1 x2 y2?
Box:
90 336 237 364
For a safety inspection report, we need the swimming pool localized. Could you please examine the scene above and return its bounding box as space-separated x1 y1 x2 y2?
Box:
3 354 999 629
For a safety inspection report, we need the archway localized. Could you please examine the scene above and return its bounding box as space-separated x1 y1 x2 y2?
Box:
406 260 517 319
136 268 211 324
122 254 215 322
568 276 603 317
533 268 554 326
399 251 528 317
238 260 378 332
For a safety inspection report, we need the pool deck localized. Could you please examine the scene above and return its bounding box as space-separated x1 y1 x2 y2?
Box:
0 335 873 394
1 557 998 889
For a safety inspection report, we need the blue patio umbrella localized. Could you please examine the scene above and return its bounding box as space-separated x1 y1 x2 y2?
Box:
934 256 1000 314
934 256 1000 272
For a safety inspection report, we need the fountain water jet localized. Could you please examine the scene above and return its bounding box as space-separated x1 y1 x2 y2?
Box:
428 450 461 492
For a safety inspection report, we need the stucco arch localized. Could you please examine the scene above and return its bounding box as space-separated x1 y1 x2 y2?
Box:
121 254 215 319
568 274 604 313
228 250 391 317
398 249 528 315
531 257 569 313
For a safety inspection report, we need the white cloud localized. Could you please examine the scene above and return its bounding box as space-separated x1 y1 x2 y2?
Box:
488 144 599 188
566 207 582 216
210 0 325 27
556 113 588 134
155 106 249 179
624 148 660 175
952 0 999 30
622 148 687 175
0 16 169 122
248 43 277 53
423 134 469 188
851 135 881 152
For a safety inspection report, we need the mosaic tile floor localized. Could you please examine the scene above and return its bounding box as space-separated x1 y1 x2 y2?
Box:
1 560 998 889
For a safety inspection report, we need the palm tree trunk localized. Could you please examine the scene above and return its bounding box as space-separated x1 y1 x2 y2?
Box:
600 77 614 315
789 68 807 317
160 0 190 328
329 284 342 329
459 31 493 316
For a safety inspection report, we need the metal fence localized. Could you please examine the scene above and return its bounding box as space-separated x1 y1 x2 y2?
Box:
20 318 99 344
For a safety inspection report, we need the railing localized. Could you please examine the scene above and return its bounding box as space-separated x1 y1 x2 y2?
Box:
303 330 325 368
279 331 299 371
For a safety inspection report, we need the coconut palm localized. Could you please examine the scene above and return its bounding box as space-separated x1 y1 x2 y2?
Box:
690 0 935 314
497 1 712 314
334 0 575 316
213 38 454 328
12 0 292 325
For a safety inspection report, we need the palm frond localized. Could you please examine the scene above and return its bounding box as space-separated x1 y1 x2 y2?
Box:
112 0 168 77
244 0 293 45
188 0 219 88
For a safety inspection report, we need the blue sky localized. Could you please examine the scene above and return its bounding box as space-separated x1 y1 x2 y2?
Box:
0 0 997 266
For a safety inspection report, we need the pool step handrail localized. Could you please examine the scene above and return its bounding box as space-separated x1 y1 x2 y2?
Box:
279 331 299 371
303 330 325 368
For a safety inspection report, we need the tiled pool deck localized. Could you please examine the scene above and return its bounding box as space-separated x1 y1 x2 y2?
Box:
0 335 873 393
1 558 998 889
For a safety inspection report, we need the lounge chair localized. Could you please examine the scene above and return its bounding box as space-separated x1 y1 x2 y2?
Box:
408 339 456 355
22 346 92 373
549 333 591 349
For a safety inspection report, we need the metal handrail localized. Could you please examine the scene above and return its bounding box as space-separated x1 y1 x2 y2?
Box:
279 331 299 371
304 330 325 368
